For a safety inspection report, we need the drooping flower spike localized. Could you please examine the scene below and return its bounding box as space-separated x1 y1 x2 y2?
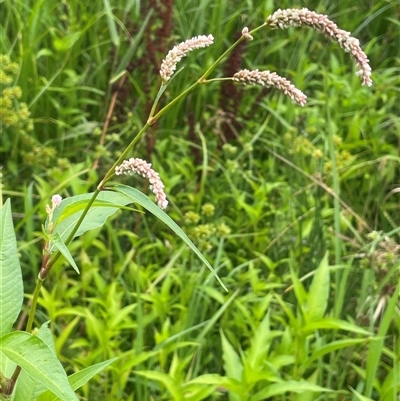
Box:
160 34 214 83
233 69 307 106
115 158 168 209
266 8 372 86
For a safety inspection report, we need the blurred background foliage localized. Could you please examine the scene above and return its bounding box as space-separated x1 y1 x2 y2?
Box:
1 0 399 400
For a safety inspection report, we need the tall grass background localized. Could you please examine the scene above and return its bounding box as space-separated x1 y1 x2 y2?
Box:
1 0 399 400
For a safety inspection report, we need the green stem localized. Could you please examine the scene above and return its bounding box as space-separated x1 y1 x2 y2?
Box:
326 106 342 318
26 278 44 332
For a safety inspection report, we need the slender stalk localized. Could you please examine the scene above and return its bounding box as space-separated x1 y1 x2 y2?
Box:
25 278 44 332
326 105 342 318
3 366 20 396
148 79 201 125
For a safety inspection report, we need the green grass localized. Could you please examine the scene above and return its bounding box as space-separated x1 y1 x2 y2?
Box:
1 0 399 400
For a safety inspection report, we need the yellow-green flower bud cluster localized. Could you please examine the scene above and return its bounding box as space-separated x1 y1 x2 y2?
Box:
201 203 215 216
285 127 354 173
0 55 32 132
184 202 231 254
1 55 63 171
360 233 399 298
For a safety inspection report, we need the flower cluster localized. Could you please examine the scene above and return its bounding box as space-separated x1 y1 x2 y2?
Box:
45 194 62 234
0 55 58 171
115 158 168 209
160 34 214 82
184 203 231 253
0 55 33 130
266 8 372 86
233 69 307 106
45 194 62 215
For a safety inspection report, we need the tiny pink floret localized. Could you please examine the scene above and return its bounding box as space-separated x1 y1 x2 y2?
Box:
46 194 62 215
52 194 62 207
241 27 253 40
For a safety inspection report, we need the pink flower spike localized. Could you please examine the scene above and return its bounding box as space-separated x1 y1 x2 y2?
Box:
115 158 168 209
160 34 214 82
266 8 372 86
233 69 307 106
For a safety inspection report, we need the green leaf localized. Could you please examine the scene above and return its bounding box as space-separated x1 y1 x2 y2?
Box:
189 374 243 395
292 370 320 401
13 372 45 401
0 332 78 401
36 358 118 401
0 199 24 336
180 383 217 401
51 232 80 273
289 262 308 308
102 0 120 46
135 370 181 400
306 252 330 322
220 331 243 381
53 32 82 52
304 338 374 367
247 312 274 369
349 387 374 401
113 185 227 291
250 380 332 401
36 48 54 59
68 358 118 390
113 9 153 77
263 39 290 57
220 331 243 401
302 318 373 336
13 323 57 401
37 322 57 355
49 191 133 243
365 280 400 397
52 199 135 230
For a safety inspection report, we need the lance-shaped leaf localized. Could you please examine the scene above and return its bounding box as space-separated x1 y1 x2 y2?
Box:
46 191 134 243
113 184 227 291
13 322 57 401
0 331 78 401
0 199 24 336
36 358 118 401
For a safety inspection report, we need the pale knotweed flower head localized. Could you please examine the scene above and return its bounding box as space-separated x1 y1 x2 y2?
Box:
266 8 372 86
46 194 62 215
160 34 214 82
46 194 62 234
233 69 307 106
115 158 168 209
241 27 253 41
